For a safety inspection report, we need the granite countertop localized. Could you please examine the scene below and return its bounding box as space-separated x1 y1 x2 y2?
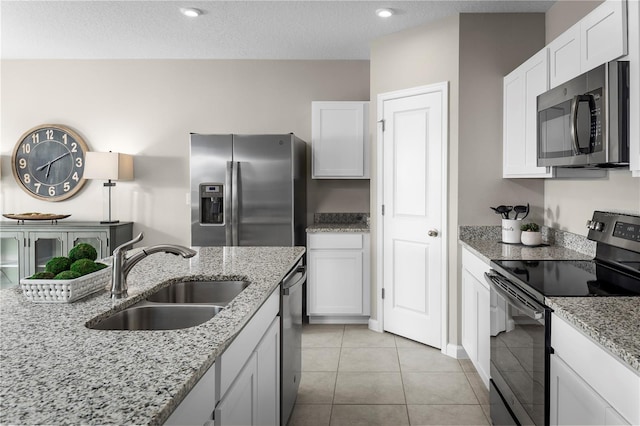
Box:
546 297 640 373
306 212 370 233
0 246 305 425
459 226 640 375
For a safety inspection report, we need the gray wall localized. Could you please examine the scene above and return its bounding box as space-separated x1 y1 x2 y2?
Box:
544 0 640 231
0 60 371 246
458 13 546 227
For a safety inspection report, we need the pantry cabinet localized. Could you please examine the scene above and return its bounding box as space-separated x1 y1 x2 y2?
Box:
460 247 491 389
503 48 553 178
0 221 133 288
549 0 627 88
307 232 370 323
551 313 639 425
311 101 370 179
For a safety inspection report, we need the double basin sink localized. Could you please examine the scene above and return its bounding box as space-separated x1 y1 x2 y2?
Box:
89 280 249 331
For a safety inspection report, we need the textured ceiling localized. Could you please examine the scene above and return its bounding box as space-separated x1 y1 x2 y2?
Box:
1 1 554 60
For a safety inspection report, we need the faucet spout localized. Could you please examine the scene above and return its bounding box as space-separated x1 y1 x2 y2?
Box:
110 233 197 299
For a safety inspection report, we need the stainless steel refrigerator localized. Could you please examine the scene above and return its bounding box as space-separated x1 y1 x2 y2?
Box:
190 133 306 247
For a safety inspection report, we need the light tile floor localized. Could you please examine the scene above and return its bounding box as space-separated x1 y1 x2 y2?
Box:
288 324 490 426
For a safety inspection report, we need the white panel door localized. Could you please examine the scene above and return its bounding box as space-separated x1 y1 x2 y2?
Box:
382 89 444 347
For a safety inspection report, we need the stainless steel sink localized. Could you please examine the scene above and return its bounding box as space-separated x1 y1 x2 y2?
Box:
89 305 224 331
146 280 249 304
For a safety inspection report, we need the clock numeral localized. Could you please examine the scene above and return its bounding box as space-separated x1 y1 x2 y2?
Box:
63 182 71 192
21 144 31 154
31 133 40 144
46 129 54 140
62 134 68 144
71 142 78 153
23 173 31 184
48 186 56 197
72 172 79 182
34 183 41 194
75 158 83 168
18 158 27 169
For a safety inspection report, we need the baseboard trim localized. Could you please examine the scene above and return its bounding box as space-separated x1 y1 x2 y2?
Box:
308 316 370 325
446 343 468 359
368 318 382 332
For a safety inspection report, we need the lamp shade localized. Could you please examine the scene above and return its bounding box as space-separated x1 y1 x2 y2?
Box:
84 152 134 181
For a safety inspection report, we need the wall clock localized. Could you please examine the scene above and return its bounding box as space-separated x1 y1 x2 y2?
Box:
11 124 90 201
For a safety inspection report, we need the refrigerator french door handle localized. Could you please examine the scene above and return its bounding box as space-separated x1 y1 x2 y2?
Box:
231 161 239 246
225 161 233 246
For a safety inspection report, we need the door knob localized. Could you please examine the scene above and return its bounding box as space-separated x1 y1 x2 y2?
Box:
428 229 439 237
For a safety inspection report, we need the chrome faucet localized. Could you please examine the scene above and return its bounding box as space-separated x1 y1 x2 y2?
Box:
110 233 197 299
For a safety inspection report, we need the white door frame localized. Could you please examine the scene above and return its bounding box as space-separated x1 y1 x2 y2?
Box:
373 82 449 354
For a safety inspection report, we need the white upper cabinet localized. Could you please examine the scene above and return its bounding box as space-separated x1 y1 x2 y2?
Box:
503 48 553 178
312 101 370 179
626 0 640 176
549 0 628 88
581 0 628 72
549 24 582 88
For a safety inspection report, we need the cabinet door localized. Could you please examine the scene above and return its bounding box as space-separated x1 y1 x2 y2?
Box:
307 249 363 315
27 232 67 275
0 231 27 287
550 354 609 425
68 231 109 259
165 363 216 426
581 0 628 72
461 268 477 363
215 352 258 426
312 101 369 179
549 24 581 88
255 317 280 426
503 48 552 178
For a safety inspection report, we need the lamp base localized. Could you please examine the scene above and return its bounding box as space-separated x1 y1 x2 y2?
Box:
100 220 120 224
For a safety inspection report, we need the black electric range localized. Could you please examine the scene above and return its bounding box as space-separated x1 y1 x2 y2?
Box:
491 211 640 304
487 211 640 426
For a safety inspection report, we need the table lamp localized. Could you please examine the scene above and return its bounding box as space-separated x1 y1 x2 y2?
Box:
84 152 134 224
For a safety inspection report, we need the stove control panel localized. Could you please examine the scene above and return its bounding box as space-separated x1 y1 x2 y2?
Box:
588 211 640 253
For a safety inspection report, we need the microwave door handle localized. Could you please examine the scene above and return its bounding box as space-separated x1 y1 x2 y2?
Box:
570 95 595 155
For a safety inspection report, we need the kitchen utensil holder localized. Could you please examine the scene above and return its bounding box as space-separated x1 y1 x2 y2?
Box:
502 219 522 244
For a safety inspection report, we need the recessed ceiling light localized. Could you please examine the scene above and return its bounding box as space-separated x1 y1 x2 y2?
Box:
180 7 202 18
376 8 394 18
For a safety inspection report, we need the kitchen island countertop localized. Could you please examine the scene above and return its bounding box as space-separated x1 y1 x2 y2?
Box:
0 246 305 425
459 230 640 375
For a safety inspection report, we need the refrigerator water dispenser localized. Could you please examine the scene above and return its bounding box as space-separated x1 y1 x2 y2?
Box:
200 183 224 225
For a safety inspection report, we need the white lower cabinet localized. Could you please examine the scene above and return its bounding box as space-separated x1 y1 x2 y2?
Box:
460 247 490 389
164 287 280 426
307 232 370 323
551 313 639 425
215 289 280 426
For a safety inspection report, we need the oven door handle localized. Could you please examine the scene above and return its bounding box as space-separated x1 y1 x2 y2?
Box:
484 272 544 320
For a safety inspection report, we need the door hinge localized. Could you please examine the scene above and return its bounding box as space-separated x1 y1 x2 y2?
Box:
378 119 385 132
382 288 385 299
382 204 385 216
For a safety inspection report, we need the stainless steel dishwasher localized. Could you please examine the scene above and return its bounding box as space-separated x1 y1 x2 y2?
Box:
281 258 305 426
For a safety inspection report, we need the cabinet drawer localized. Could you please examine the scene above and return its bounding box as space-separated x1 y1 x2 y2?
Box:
552 313 640 425
308 233 363 249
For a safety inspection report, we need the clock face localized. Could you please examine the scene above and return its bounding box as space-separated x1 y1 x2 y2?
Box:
11 125 89 201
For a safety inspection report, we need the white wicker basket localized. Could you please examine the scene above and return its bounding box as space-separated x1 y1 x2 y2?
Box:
20 265 112 303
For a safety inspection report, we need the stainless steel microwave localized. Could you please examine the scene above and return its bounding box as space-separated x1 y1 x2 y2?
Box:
537 61 629 168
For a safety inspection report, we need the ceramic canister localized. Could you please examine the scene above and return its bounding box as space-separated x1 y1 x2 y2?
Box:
502 219 522 244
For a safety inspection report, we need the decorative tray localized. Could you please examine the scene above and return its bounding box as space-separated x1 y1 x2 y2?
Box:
20 264 111 303
3 213 71 224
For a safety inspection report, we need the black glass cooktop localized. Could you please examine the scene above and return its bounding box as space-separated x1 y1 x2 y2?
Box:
490 259 640 299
